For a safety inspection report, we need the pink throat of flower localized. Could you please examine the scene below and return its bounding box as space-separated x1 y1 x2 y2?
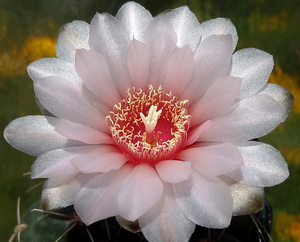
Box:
107 85 190 166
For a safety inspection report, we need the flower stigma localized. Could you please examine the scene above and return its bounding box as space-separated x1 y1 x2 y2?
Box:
140 105 162 144
107 85 190 166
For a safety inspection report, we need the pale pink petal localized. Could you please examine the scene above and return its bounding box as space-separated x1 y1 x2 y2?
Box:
35 97 54 117
177 143 243 176
226 141 289 186
3 116 82 156
34 76 107 132
189 76 242 126
144 15 177 88
74 164 134 225
41 173 96 210
71 147 128 173
155 160 191 184
116 2 153 41
80 84 111 116
230 182 264 216
31 147 84 178
182 35 233 102
56 20 90 63
118 164 164 221
173 169 233 228
75 48 122 105
185 120 212 146
231 48 274 99
28 58 82 87
200 94 285 142
89 13 132 95
161 45 195 96
127 39 150 90
165 6 201 50
259 83 294 121
199 18 238 51
55 119 113 145
32 145 115 178
139 183 196 242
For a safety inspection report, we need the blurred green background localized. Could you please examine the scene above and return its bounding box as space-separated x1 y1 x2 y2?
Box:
0 0 299 241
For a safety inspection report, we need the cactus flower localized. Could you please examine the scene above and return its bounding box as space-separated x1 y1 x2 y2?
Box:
4 2 293 241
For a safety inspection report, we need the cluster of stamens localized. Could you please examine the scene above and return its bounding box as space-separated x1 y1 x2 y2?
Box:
107 85 190 166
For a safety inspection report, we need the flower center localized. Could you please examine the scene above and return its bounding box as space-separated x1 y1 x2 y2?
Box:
107 85 190 166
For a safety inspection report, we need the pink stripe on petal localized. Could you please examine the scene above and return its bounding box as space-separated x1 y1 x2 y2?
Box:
185 120 212 146
74 164 134 225
71 151 128 173
173 169 233 228
178 143 243 176
55 119 113 145
162 45 195 96
118 164 164 221
144 15 177 88
200 94 285 142
89 13 132 95
139 183 196 242
189 76 242 126
182 35 233 102
155 160 191 184
75 49 122 105
127 39 150 90
80 84 111 116
34 76 106 132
